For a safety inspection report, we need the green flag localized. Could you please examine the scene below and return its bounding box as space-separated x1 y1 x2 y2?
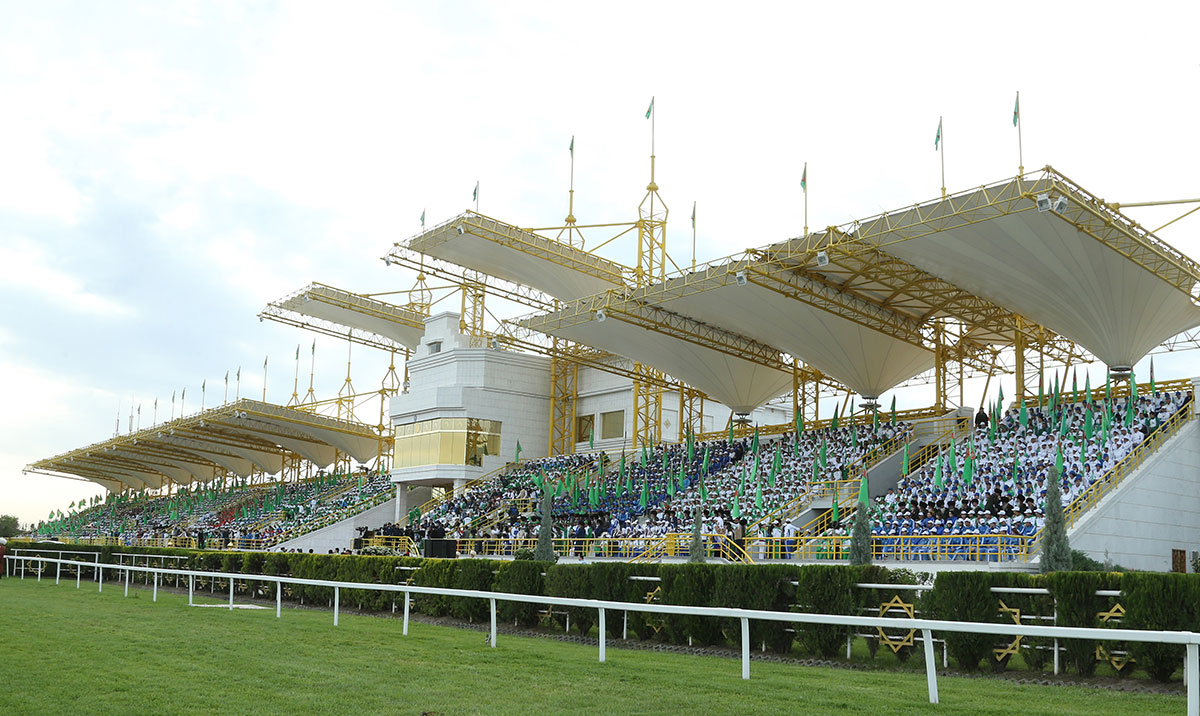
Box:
645 97 654 119
1019 397 1028 429
701 446 710 475
890 395 897 426
1056 444 1064 475
819 438 827 468
801 162 807 193
1013 92 1020 127
727 420 734 445
795 411 804 438
947 438 958 474
934 117 943 149
857 471 869 507
900 443 909 476
515 439 522 462
699 472 707 504
934 454 943 490
589 428 594 450
731 496 741 520
770 444 781 488
831 407 840 430
420 209 425 228
830 493 839 523
1150 357 1156 396
1084 373 1092 403
569 135 574 155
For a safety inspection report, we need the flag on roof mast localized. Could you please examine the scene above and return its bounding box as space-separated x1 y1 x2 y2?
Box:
645 97 654 119
800 163 807 193
472 181 478 202
1013 92 1020 127
420 209 425 229
691 202 696 230
934 117 943 149
569 135 574 155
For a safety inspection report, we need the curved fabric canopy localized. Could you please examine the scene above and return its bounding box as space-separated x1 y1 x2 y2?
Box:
409 212 628 301
26 400 386 492
271 283 426 351
519 307 793 413
874 174 1200 369
633 271 932 398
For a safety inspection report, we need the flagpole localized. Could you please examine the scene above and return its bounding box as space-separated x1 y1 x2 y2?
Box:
939 116 946 198
691 200 696 270
1016 91 1024 178
803 161 809 236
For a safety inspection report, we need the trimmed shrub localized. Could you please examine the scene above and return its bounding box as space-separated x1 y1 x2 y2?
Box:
924 571 997 671
494 560 551 627
795 564 859 658
411 559 455 616
1122 572 1200 682
450 559 499 623
544 564 595 635
713 564 799 653
659 563 723 647
1044 571 1119 677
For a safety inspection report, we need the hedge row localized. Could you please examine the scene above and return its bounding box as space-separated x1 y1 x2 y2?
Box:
7 541 1197 680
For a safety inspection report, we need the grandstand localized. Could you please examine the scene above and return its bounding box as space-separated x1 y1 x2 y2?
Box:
23 160 1200 571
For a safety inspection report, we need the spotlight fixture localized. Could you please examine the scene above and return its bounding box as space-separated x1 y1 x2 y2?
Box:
1036 194 1051 212
1053 195 1069 213
816 251 829 267
735 270 748 286
595 309 607 322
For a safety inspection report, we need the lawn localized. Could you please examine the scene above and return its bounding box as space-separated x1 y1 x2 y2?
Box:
0 576 1185 716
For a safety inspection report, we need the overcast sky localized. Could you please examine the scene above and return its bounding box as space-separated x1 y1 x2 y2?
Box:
2 1 1198 526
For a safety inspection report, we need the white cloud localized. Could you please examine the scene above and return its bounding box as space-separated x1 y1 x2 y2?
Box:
0 238 134 317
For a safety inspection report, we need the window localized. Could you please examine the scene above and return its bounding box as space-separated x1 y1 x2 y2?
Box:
576 414 595 444
601 410 624 440
427 341 442 354
393 417 502 468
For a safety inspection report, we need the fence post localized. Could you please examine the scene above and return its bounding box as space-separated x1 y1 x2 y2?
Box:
153 573 158 602
922 629 939 705
623 611 628 641
98 565 102 592
229 578 234 610
334 587 340 626
188 575 193 606
490 598 497 648
276 582 282 619
76 566 81 590
599 608 606 663
1188 642 1198 716
56 560 61 585
403 592 410 636
740 617 750 680
124 568 129 597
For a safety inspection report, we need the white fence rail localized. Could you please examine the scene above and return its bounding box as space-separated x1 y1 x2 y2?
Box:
6 555 1199 714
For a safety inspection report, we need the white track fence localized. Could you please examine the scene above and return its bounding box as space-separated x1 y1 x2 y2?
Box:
6 555 1200 714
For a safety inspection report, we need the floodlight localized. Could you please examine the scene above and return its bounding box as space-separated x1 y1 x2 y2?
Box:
1036 194 1051 212
1053 195 1069 213
595 309 607 322
735 271 748 286
816 251 829 267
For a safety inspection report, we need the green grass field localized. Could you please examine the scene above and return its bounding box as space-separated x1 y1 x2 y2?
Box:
0 576 1186 716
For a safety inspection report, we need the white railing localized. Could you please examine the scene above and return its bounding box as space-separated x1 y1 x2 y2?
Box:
5 555 1199 713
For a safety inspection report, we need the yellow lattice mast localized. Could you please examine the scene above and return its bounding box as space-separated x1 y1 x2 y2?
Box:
632 97 667 451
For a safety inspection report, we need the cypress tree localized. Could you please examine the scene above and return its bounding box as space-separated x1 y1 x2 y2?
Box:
687 506 706 564
1040 467 1072 572
849 506 872 565
534 485 557 563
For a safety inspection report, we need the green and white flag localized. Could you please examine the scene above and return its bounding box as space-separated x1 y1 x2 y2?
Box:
1013 92 1020 127
569 135 574 155
472 181 479 202
420 209 425 229
645 97 654 119
934 117 943 150
691 201 696 230
800 162 807 193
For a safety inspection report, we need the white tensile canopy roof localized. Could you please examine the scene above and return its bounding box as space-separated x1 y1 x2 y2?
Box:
408 212 628 301
274 283 426 350
631 269 933 399
519 307 793 413
855 171 1200 370
27 400 384 491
